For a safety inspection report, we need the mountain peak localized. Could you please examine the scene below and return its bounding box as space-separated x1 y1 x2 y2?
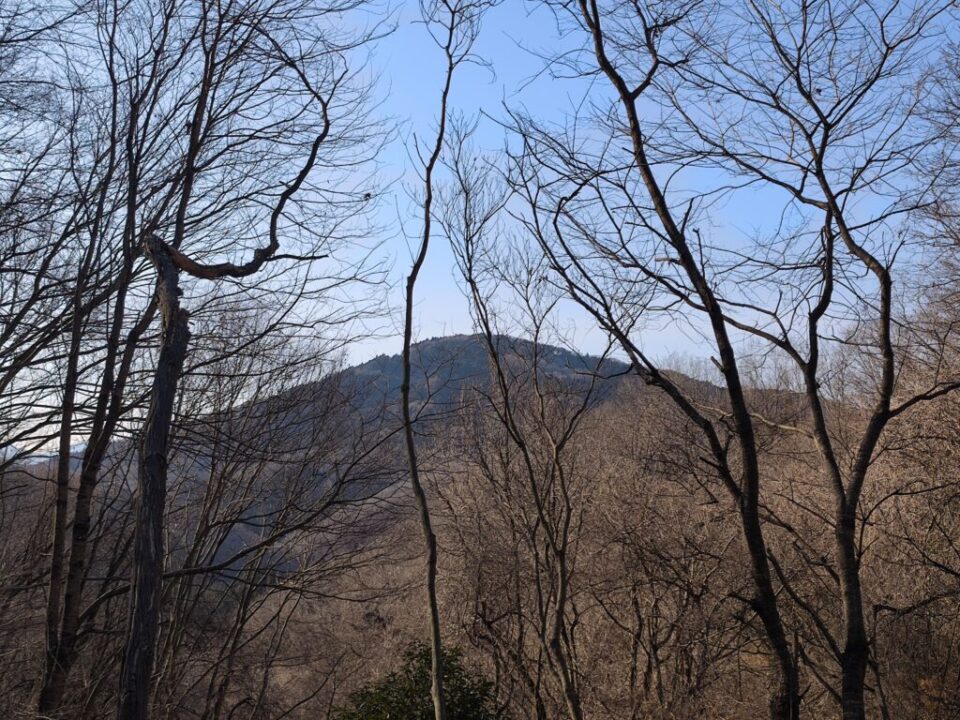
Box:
341 333 628 409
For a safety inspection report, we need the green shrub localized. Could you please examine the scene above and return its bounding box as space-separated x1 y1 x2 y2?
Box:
333 642 495 720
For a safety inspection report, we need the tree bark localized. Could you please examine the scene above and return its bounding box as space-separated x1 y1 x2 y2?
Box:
837 509 868 720
743 503 801 720
117 236 190 720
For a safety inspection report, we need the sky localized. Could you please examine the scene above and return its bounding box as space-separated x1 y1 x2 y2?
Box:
344 2 785 369
338 0 952 371
344 2 634 364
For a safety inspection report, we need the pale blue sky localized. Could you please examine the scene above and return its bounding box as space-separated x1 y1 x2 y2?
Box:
345 2 807 368
348 2 646 363
341 0 950 370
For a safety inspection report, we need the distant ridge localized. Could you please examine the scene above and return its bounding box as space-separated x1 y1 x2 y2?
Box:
340 333 631 409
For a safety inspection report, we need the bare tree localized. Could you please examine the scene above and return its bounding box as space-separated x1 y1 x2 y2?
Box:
0 0 384 715
400 3 497 719
110 4 372 715
510 1 959 717
439 134 595 719
4 1 960 719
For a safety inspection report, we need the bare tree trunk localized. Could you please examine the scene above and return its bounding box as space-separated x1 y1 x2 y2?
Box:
400 67 451 720
117 236 190 720
837 507 868 720
571 4 800 715
399 389 447 720
43 287 85 698
398 4 495 717
42 198 108 712
741 503 800 720
39 285 153 715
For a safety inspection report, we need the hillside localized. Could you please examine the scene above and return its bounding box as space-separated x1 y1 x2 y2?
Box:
339 333 631 411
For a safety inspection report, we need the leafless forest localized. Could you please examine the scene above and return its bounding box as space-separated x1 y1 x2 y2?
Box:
2 0 960 718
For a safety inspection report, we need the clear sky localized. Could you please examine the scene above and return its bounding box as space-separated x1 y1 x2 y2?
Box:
341 0 947 370
345 2 782 368
345 2 634 364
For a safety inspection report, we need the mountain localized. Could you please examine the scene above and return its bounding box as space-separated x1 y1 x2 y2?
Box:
339 333 631 412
